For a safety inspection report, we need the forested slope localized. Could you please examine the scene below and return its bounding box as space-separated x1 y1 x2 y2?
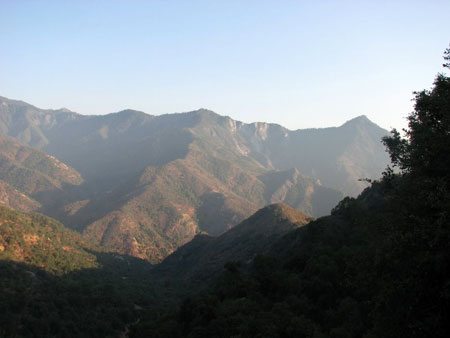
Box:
132 49 450 338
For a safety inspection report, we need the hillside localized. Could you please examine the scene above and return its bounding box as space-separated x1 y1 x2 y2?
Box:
0 96 388 262
0 180 40 212
80 149 333 262
0 205 156 336
155 203 312 291
0 205 97 273
0 201 310 336
134 177 450 338
132 58 450 338
0 136 82 208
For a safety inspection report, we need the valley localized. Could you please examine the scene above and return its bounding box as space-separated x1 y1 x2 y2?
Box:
0 3 448 336
0 96 389 262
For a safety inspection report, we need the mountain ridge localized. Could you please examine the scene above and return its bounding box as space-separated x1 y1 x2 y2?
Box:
0 95 389 262
154 203 312 290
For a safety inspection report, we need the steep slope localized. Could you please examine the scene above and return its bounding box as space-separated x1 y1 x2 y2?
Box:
0 205 97 273
44 110 195 183
135 179 449 338
0 180 40 212
0 136 82 206
0 96 388 199
0 205 156 337
235 115 389 196
134 63 450 337
0 96 387 262
81 151 264 261
0 96 80 148
259 168 343 217
154 203 312 289
81 146 333 262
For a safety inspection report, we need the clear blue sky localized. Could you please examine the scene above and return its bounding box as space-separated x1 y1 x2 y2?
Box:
1 1 449 131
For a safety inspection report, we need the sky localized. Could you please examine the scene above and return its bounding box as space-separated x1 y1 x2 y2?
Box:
1 1 449 131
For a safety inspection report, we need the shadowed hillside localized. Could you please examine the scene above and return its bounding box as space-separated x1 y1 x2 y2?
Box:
154 203 312 294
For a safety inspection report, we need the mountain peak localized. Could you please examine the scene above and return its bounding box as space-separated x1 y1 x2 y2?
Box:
194 108 216 113
340 115 389 137
259 203 313 224
104 109 152 122
342 115 373 127
57 107 74 113
229 203 312 238
114 109 148 116
189 108 220 118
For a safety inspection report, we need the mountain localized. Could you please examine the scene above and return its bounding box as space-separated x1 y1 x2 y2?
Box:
0 96 389 262
134 179 449 338
155 203 312 290
0 135 82 192
0 135 82 209
0 96 80 148
134 65 450 337
237 115 389 196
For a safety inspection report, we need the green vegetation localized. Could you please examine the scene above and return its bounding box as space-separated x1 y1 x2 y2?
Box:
131 49 450 337
0 206 97 273
0 180 40 212
0 206 156 337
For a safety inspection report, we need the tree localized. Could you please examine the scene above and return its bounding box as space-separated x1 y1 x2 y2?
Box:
382 45 450 182
374 46 450 338
443 46 450 69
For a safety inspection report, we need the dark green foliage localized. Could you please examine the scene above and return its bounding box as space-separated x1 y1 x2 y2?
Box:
0 257 155 338
443 45 450 69
0 206 98 273
132 50 450 338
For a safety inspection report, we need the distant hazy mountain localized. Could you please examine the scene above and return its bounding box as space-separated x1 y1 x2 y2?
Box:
0 96 80 148
237 115 389 196
0 96 389 261
0 135 82 207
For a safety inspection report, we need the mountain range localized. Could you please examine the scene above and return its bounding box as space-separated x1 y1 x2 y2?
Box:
1 51 447 338
0 95 389 262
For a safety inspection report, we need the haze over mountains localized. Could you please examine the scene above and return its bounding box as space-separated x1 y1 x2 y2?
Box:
0 95 389 262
